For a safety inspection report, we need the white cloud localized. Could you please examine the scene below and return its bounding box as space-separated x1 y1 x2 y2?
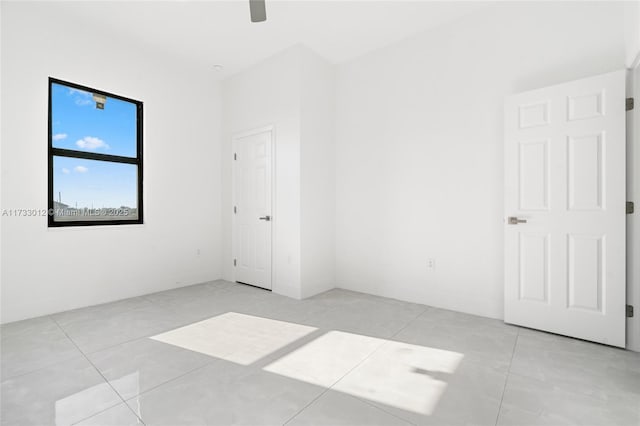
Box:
68 88 92 106
53 133 68 141
62 168 70 174
76 136 109 150
68 88 90 97
74 166 88 173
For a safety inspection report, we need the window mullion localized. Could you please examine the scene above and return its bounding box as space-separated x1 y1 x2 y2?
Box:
51 148 139 165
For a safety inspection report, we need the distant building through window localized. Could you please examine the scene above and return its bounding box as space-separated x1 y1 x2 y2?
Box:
48 78 143 226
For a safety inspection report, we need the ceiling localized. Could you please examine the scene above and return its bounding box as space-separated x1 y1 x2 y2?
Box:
45 1 494 78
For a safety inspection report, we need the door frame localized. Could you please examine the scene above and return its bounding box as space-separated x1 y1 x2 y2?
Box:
627 63 640 352
231 125 276 289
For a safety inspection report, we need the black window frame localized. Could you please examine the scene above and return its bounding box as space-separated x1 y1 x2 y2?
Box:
48 77 144 227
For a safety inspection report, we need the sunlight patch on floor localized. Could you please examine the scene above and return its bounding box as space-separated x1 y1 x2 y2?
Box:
150 312 463 416
150 312 317 365
332 341 464 415
263 330 386 387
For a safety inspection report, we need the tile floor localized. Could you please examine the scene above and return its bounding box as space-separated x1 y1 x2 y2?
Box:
1 280 639 426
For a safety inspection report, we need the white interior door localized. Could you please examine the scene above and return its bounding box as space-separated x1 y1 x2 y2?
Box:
504 70 626 347
233 128 273 290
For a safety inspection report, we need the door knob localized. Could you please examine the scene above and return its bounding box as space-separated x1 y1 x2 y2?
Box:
507 217 527 225
259 215 271 221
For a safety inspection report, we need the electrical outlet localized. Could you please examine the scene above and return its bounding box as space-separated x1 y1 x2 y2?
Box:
427 258 435 271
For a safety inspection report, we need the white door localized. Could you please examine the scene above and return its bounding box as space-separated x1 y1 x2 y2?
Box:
504 70 626 347
233 128 273 290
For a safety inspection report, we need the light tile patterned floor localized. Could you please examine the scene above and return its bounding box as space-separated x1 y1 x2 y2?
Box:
1 280 639 425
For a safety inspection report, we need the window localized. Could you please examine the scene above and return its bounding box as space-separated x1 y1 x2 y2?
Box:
48 78 143 226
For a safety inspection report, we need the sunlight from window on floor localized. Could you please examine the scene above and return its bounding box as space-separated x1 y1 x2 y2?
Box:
331 341 464 415
263 330 386 387
149 312 317 365
149 312 464 416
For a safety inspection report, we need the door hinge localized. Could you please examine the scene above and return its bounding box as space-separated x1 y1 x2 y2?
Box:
233 259 237 267
233 206 237 214
234 153 237 160
627 201 635 214
627 305 634 318
627 98 634 111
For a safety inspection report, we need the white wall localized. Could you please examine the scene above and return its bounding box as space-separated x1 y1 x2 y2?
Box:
300 50 336 298
0 2 222 323
335 1 627 319
221 45 335 300
2 0 634 333
221 47 303 299
624 0 640 67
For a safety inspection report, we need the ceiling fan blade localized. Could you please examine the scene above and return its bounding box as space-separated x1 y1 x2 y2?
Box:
249 0 266 22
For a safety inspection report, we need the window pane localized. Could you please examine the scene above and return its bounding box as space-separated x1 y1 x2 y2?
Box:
52 157 139 222
51 82 138 158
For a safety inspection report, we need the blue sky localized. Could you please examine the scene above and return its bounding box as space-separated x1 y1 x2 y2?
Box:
51 83 138 209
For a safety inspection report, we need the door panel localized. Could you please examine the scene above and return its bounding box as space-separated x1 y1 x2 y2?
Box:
518 232 549 303
518 140 550 211
505 70 626 347
567 234 604 312
567 133 604 210
233 129 273 290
